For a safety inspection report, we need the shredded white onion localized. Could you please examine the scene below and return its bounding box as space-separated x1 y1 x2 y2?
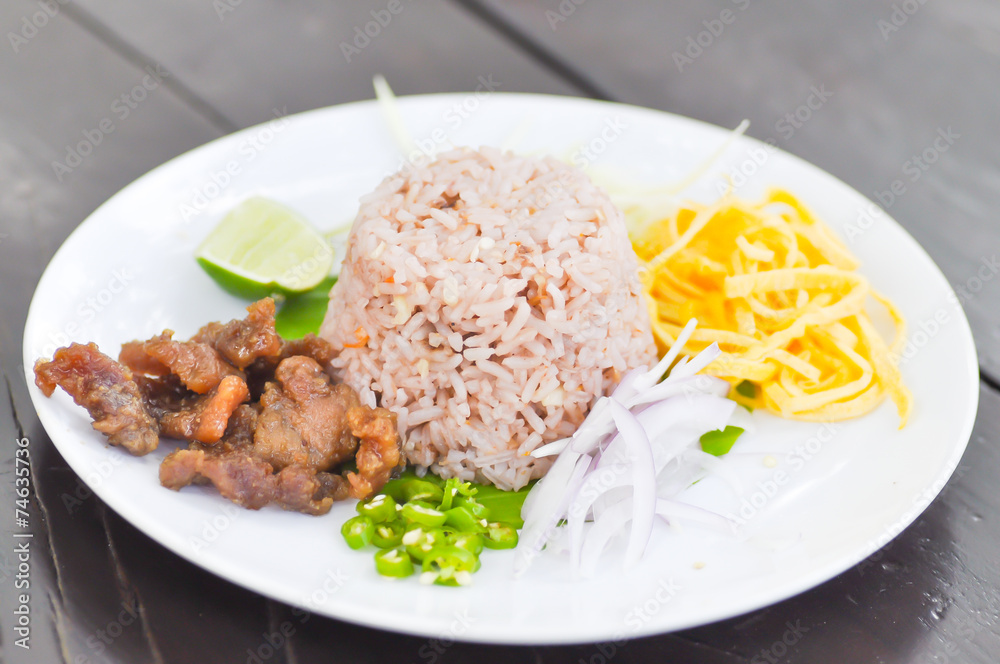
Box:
515 319 740 577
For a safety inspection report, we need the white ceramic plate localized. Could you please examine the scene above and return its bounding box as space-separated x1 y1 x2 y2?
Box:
23 94 979 645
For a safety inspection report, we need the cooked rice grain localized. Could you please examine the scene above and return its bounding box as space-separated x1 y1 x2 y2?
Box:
320 147 656 490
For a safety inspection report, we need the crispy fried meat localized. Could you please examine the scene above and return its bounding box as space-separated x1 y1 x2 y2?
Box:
245 333 336 399
159 449 350 515
346 406 403 500
35 299 403 516
253 356 361 471
120 331 242 394
34 343 159 455
192 298 282 369
158 375 250 444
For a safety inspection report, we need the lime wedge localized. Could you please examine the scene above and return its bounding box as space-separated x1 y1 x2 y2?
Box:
195 197 334 299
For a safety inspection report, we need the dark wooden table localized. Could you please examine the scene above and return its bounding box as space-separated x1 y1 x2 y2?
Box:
2 2 999 662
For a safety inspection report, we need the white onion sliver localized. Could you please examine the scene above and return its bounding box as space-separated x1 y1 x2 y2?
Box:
655 498 741 535
580 498 634 578
514 319 745 577
609 400 656 567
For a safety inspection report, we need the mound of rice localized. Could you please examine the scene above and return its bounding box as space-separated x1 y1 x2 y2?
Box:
320 147 656 490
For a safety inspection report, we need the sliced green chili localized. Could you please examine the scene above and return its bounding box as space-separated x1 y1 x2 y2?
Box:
449 532 484 556
454 495 489 520
356 494 399 523
341 515 374 550
482 522 519 549
420 545 479 586
374 547 414 578
371 520 406 548
444 506 487 533
402 526 447 561
700 425 744 457
400 501 448 528
401 480 445 504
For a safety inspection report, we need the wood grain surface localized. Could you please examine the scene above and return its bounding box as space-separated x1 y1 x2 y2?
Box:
1 2 997 662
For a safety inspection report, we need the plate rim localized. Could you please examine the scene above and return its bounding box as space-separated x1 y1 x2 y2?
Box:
23 92 981 644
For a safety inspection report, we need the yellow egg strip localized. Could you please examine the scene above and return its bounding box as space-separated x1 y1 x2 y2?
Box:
630 188 912 427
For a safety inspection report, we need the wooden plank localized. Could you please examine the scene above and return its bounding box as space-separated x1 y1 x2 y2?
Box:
0 2 252 662
68 0 582 129
0 3 584 662
0 369 65 664
468 0 1000 381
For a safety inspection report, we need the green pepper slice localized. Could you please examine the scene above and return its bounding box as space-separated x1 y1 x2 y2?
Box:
401 480 445 504
482 522 519 549
444 506 487 533
454 495 489 520
371 519 406 548
420 545 480 586
356 494 399 523
449 532 484 556
402 526 447 561
400 501 448 528
341 515 374 550
374 547 414 578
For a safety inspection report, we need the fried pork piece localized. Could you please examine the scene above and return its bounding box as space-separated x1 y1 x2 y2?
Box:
165 403 352 514
120 331 242 394
135 371 251 445
346 406 403 500
159 450 350 515
134 373 190 420
158 375 250 444
280 334 337 366
34 343 159 455
253 356 361 471
192 298 282 369
245 334 336 399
